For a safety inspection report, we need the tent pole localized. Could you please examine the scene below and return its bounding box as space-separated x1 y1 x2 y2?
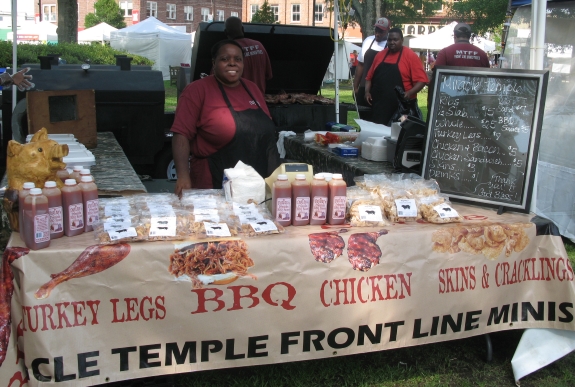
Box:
334 0 340 123
11 0 17 114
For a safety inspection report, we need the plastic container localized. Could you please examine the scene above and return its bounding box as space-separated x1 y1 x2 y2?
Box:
328 173 347 225
79 169 92 181
22 188 50 250
79 175 99 232
56 168 70 184
42 181 64 239
69 166 84 184
310 174 328 225
272 174 292 227
18 182 35 242
61 179 84 237
291 174 310 226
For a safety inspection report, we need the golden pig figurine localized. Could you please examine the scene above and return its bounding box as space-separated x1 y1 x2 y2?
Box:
3 128 69 231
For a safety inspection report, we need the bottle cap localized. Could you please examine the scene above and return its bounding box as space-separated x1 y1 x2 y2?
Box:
314 174 325 180
44 181 57 188
65 179 77 186
277 174 288 180
80 169 91 175
30 188 42 195
23 182 35 189
73 165 83 172
295 174 306 180
80 176 93 183
332 173 343 179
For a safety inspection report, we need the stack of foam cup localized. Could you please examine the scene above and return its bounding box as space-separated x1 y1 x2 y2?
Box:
361 137 387 161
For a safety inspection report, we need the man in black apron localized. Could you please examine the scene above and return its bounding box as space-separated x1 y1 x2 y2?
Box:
353 17 390 120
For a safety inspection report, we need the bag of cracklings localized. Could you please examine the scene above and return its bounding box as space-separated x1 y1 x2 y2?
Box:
233 202 285 237
419 194 462 224
346 186 389 227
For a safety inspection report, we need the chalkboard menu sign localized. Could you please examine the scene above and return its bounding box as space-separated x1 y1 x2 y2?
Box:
423 67 549 213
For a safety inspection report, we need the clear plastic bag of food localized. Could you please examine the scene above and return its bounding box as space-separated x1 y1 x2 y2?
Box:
180 189 227 211
419 195 462 224
93 219 147 245
233 202 285 237
99 198 139 220
385 189 421 223
194 209 242 239
141 208 195 241
347 188 389 227
129 193 180 210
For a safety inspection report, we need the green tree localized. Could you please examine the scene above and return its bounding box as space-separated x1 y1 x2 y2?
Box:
445 0 508 35
85 0 127 29
251 1 277 24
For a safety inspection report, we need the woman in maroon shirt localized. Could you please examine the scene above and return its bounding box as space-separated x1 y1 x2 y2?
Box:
171 40 280 195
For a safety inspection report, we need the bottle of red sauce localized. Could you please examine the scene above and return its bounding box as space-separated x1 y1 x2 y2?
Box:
328 173 347 225
18 182 35 243
61 179 84 237
272 174 292 227
310 174 328 225
22 188 50 250
291 174 310 226
69 166 83 184
79 168 92 181
42 181 64 239
56 168 70 184
79 175 99 232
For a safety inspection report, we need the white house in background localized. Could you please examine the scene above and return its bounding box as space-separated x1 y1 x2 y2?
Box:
0 0 35 24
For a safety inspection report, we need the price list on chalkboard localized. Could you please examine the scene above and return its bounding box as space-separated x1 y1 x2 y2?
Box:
423 67 549 213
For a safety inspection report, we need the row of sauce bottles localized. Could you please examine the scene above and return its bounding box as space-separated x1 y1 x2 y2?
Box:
19 168 99 250
272 173 347 227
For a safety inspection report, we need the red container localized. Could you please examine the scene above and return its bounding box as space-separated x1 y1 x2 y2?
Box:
291 174 310 226
79 176 99 232
22 188 50 250
328 173 347 225
272 174 292 227
42 181 64 239
18 182 35 242
310 174 328 225
61 179 84 237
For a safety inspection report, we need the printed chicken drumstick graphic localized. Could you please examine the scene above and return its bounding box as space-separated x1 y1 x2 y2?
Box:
34 243 131 300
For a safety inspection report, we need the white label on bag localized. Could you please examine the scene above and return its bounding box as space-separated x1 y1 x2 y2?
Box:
233 202 257 213
193 208 218 216
195 213 220 223
358 205 383 222
150 216 177 236
104 222 133 231
204 222 231 237
108 227 138 241
239 212 264 224
249 220 278 233
433 203 460 218
104 205 130 217
395 199 417 218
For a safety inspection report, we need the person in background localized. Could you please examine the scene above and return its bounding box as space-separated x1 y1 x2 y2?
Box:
428 23 490 113
171 40 280 195
350 50 359 77
224 16 273 94
364 28 428 126
353 17 390 117
0 67 34 91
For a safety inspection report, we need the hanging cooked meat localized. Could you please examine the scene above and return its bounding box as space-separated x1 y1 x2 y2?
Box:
308 232 345 263
347 230 388 271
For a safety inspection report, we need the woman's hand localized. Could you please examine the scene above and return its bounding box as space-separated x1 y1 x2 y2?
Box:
364 92 372 105
172 133 192 198
175 175 191 198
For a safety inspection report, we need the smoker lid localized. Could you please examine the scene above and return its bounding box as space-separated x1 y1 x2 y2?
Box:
191 22 335 95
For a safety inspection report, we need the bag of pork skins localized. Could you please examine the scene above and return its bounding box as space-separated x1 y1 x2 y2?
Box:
223 160 265 204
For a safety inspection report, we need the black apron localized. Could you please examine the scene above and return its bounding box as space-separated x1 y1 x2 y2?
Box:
207 80 280 189
355 38 384 106
371 47 405 126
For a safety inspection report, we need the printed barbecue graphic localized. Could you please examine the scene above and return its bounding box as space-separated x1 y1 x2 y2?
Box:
442 207 451 212
0 247 29 368
308 232 345 263
365 210 376 215
348 230 388 271
34 244 131 299
169 240 255 289
401 205 411 210
431 223 532 259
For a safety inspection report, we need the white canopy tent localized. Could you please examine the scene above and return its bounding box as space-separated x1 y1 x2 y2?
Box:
324 40 358 81
6 20 58 43
78 22 118 44
110 17 192 80
408 21 496 52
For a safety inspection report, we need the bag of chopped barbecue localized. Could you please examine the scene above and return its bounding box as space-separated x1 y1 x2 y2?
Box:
99 197 139 222
385 189 421 223
194 209 242 239
93 218 147 245
233 202 285 237
138 208 195 241
419 194 462 224
347 186 389 227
